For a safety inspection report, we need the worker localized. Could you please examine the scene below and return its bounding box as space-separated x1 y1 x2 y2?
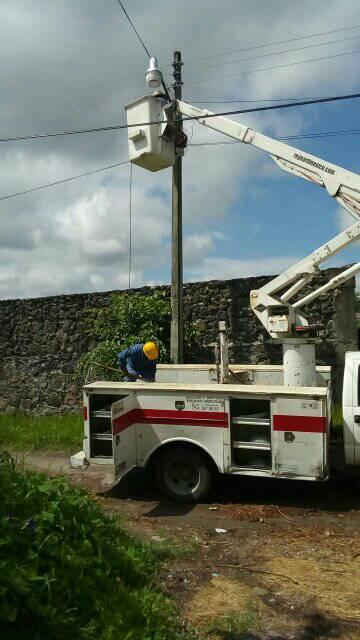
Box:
118 342 159 382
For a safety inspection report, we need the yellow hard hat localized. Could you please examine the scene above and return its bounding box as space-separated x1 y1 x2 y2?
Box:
143 341 159 360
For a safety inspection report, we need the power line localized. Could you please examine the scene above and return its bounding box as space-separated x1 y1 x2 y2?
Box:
115 0 151 58
3 122 360 204
3 26 359 129
1 90 360 144
113 1 171 102
0 75 145 127
186 48 360 85
0 72 147 133
0 93 139 133
0 159 129 202
184 23 360 64
2 126 360 204
0 123 127 143
190 95 336 104
280 128 360 141
189 126 360 146
2 122 360 203
191 34 360 72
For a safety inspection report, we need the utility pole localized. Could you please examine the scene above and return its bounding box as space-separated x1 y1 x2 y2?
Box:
171 51 184 363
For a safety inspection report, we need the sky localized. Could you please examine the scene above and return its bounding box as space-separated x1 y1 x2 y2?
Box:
0 0 359 299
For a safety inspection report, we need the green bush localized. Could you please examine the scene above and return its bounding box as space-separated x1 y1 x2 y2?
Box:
0 452 191 640
77 291 203 380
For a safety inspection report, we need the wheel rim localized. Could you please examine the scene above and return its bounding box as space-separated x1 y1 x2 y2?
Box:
163 456 201 496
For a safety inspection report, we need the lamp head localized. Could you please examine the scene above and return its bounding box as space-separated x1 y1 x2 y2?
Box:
146 56 163 89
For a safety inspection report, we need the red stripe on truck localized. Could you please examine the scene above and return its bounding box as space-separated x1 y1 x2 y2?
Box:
113 409 228 434
273 414 327 433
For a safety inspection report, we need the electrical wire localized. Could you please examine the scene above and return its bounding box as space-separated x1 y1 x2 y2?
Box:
183 23 360 63
3 25 359 130
114 1 171 101
0 75 145 128
0 160 129 202
128 162 133 290
115 0 151 57
0 93 140 133
190 34 360 72
190 95 334 104
280 128 360 141
3 124 360 203
189 127 360 145
186 48 360 85
1 90 360 143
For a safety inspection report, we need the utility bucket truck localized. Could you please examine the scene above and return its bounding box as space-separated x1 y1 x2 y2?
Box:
76 88 360 502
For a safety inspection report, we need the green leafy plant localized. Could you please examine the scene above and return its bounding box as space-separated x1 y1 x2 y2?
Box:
0 452 194 640
77 291 204 380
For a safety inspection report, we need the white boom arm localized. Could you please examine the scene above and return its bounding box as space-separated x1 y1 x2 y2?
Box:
178 100 360 337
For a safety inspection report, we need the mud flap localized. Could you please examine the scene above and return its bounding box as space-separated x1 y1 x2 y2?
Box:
111 395 138 483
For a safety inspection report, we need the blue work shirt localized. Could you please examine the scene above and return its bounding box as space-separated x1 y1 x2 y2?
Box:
118 344 157 381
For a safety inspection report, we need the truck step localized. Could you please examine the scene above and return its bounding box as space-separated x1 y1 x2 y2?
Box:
91 432 112 441
232 440 270 451
229 466 272 477
232 416 270 427
91 410 111 418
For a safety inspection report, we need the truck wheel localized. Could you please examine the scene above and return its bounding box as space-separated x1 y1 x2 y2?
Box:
155 446 213 502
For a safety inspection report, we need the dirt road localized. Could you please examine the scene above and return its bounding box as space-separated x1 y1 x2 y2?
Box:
20 451 360 639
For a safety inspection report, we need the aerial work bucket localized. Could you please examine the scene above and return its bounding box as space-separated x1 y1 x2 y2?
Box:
125 95 175 172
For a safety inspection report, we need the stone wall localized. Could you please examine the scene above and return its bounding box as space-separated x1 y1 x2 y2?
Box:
0 269 357 413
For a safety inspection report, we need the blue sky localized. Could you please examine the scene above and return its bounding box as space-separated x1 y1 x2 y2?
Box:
0 0 359 298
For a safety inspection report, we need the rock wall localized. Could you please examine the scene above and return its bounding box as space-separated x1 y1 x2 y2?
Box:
0 269 357 413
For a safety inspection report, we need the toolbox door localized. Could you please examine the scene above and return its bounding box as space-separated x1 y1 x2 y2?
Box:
272 396 328 479
111 394 138 483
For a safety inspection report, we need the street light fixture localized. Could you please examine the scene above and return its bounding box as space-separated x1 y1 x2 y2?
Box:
145 57 163 89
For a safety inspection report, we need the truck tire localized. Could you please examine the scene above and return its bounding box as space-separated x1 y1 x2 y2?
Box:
155 446 213 502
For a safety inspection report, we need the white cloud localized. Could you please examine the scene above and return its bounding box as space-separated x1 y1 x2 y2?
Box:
184 231 225 265
336 205 358 232
187 255 301 282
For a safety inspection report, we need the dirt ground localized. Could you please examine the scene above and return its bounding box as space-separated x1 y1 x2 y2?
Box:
19 451 360 640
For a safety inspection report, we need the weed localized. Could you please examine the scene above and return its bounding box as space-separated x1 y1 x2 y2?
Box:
0 413 83 452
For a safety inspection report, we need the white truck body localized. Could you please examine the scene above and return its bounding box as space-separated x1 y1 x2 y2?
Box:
81 363 333 483
343 352 360 465
80 355 360 492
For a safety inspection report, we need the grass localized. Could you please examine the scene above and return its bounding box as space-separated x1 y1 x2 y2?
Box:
206 605 259 639
149 534 202 561
0 413 83 452
0 452 195 640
